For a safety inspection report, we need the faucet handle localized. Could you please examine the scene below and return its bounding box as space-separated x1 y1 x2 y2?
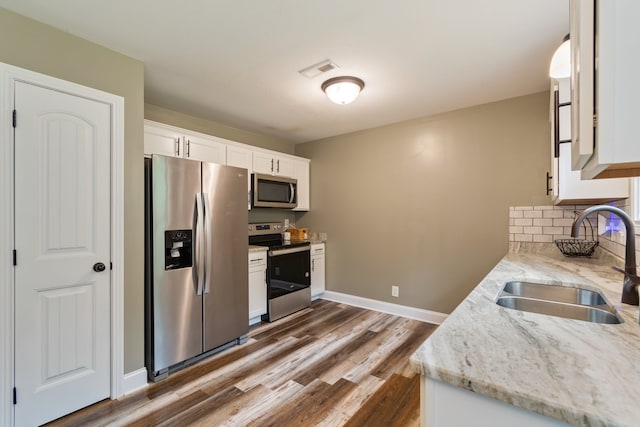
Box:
612 265 640 282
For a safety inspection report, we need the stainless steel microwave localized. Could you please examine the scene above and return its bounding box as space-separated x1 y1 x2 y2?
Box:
251 173 297 208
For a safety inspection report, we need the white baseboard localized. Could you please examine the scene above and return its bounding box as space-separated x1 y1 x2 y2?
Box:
249 316 262 326
321 291 448 325
122 368 148 395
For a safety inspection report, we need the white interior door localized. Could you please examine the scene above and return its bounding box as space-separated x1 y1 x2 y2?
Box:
13 81 111 426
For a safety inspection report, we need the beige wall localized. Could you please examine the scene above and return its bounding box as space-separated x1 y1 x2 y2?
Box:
295 92 551 314
0 8 146 373
145 103 295 155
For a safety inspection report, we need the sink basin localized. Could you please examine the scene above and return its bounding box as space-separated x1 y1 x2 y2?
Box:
502 281 607 306
496 281 623 324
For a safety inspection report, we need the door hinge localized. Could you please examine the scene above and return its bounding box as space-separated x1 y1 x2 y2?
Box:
12 110 16 128
13 387 16 405
12 250 16 266
110 262 113 270
593 114 597 128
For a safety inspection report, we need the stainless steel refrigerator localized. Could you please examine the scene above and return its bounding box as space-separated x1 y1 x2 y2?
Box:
144 154 248 382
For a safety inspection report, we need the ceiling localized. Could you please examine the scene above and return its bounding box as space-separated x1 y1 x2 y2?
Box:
0 0 569 143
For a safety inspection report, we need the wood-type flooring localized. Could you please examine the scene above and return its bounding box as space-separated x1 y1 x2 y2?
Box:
46 299 437 427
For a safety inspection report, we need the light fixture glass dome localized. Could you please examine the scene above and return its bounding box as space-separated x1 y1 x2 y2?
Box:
549 34 571 79
321 76 365 105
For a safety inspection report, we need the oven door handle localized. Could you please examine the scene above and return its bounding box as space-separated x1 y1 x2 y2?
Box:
269 245 310 256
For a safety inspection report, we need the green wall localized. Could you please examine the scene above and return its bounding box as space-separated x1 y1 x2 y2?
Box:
0 7 145 373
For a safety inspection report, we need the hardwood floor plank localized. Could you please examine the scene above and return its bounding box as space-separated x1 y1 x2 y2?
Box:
343 373 420 427
315 374 385 427
46 300 437 427
154 386 245 427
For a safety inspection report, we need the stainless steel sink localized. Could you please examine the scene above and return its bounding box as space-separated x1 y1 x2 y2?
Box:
502 281 607 306
496 281 623 324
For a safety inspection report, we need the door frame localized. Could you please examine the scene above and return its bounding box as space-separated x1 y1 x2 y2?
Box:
0 62 125 426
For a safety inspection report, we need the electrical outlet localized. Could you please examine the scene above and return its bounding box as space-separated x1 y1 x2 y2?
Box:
284 218 290 228
392 286 399 297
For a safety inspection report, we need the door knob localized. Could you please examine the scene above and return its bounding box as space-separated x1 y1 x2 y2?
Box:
93 262 106 272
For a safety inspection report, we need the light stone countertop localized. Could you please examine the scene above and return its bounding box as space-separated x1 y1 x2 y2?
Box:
248 245 268 253
410 242 640 427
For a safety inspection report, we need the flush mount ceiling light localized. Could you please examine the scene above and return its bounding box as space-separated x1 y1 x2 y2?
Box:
549 33 571 79
321 76 365 105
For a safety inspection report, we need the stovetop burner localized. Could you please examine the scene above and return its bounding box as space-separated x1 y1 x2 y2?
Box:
248 222 309 249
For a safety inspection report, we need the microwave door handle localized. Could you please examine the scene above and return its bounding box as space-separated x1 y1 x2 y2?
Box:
195 192 205 296
203 193 211 295
289 183 295 204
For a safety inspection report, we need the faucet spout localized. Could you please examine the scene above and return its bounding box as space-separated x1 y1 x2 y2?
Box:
571 205 639 306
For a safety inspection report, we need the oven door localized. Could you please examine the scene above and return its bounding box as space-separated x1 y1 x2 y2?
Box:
267 245 310 299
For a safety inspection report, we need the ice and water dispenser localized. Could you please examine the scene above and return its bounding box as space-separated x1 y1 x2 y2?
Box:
165 230 193 270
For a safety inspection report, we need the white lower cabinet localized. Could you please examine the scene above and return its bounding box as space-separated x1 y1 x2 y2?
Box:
249 249 267 323
422 378 570 427
310 243 325 299
248 250 267 323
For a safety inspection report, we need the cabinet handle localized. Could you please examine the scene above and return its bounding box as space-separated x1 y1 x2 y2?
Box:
175 138 180 157
312 259 315 271
250 257 265 263
186 139 190 158
270 158 274 172
276 159 280 173
546 172 553 196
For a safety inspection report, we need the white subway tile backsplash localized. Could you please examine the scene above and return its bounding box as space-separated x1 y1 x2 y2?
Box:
508 203 636 268
543 210 564 219
533 218 553 227
543 226 564 235
553 218 575 227
523 226 543 235
523 210 543 219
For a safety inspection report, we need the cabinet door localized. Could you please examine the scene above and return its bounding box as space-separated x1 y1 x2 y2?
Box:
144 124 181 157
253 151 275 174
185 134 226 164
227 145 253 189
310 244 325 298
293 160 310 211
248 252 267 320
253 151 295 177
275 157 294 178
570 0 594 170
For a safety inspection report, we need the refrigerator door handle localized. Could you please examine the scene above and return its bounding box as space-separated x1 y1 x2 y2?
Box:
195 192 205 296
203 192 212 294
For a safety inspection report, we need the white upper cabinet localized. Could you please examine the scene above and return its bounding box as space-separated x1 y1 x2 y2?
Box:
570 0 640 178
143 121 226 164
144 123 182 158
253 151 294 177
292 159 310 211
550 78 629 205
183 134 226 164
144 120 312 210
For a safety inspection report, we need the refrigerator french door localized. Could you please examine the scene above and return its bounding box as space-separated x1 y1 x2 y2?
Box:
145 155 248 382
